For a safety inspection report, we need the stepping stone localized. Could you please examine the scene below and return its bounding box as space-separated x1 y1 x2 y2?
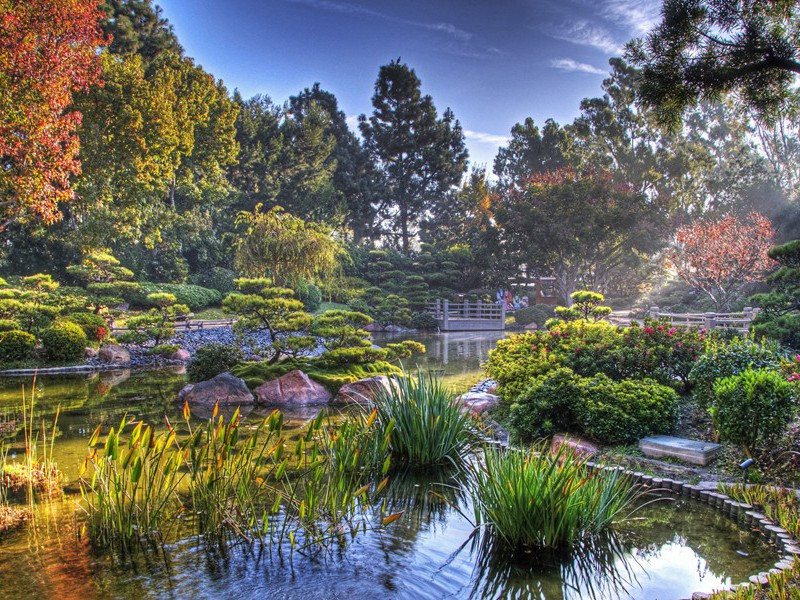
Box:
639 435 722 466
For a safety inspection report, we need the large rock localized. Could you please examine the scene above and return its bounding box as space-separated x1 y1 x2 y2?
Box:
363 323 384 332
334 376 394 405
182 373 254 406
255 370 332 406
550 434 600 459
455 391 500 417
171 349 191 361
84 347 98 359
98 344 130 365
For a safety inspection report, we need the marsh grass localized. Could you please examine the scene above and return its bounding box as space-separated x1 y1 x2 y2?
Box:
469 444 639 549
373 371 475 468
79 401 398 555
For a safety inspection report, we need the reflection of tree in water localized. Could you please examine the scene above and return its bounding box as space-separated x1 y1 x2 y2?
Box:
466 530 643 600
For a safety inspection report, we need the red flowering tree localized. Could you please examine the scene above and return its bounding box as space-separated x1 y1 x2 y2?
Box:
668 212 775 311
0 0 106 230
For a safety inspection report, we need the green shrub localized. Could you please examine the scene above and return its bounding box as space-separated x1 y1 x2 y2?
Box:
553 290 612 322
486 334 561 402
0 319 20 332
409 312 438 330
130 283 222 311
148 343 180 357
506 368 679 445
346 298 370 314
575 375 679 445
0 330 36 362
41 322 87 362
188 343 245 382
190 267 237 295
507 368 584 441
66 312 108 343
711 369 798 455
512 305 555 328
690 336 782 406
295 281 322 312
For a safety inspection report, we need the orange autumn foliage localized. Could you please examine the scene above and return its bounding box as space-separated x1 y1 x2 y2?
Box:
0 0 107 229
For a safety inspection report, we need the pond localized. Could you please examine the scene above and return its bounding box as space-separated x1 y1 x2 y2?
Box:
0 331 782 599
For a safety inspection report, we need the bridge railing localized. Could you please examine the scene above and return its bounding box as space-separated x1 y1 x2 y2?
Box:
646 306 760 333
427 300 506 331
111 318 235 334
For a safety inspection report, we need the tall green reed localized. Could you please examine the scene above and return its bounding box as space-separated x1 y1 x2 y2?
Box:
470 443 638 549
372 371 475 468
79 400 399 555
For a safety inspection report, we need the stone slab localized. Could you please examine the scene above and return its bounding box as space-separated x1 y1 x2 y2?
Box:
639 435 722 466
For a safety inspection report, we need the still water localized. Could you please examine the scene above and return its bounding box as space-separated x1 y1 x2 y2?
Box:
0 332 781 600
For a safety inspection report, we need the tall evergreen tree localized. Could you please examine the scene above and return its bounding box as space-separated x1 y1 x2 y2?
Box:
100 0 182 63
360 60 468 252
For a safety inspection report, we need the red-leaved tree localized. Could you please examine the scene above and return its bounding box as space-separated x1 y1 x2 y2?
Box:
668 212 776 311
0 0 107 230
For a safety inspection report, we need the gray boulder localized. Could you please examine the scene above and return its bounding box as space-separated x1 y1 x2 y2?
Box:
255 370 332 406
334 375 394 405
182 373 254 406
98 344 130 364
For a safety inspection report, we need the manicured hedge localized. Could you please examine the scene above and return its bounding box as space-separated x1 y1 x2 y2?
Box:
41 322 87 362
0 330 36 362
129 283 222 311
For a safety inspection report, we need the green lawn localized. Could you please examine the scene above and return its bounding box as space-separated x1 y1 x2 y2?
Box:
314 301 348 315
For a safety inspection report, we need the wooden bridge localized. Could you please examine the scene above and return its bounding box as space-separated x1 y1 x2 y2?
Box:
427 300 506 332
647 306 760 333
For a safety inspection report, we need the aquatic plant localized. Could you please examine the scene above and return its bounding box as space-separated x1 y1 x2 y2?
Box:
469 444 638 549
373 371 475 467
78 415 185 551
79 402 398 555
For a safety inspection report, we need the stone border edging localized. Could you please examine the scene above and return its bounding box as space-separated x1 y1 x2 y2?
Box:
584 461 799 599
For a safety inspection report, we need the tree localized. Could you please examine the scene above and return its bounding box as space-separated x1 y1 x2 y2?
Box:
233 205 343 287
74 51 239 249
628 0 800 127
222 279 315 364
493 118 568 190
495 169 662 304
554 291 613 323
66 250 140 312
668 212 776 310
100 0 182 62
0 0 106 230
360 60 468 252
751 239 800 347
118 292 190 346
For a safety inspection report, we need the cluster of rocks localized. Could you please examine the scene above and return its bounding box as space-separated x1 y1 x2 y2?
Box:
178 369 396 408
363 323 417 333
453 378 501 417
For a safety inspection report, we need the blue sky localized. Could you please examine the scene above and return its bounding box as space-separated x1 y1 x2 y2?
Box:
159 0 662 169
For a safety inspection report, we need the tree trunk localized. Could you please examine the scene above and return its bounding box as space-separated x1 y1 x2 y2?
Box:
400 200 410 253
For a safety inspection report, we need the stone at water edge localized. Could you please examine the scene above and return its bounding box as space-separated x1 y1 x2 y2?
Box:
363 323 384 332
177 383 194 402
98 344 131 364
84 347 98 359
550 433 600 459
171 349 190 361
182 373 254 406
255 370 332 406
455 391 500 416
334 376 395 405
639 435 722 466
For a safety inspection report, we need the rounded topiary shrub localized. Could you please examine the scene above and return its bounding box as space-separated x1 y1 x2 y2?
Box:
0 330 36 362
0 319 20 332
187 343 245 382
409 312 438 330
295 281 322 312
576 375 679 445
41 322 88 363
66 312 108 343
711 368 797 455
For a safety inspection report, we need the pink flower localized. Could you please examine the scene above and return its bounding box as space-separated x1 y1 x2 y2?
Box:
644 327 654 334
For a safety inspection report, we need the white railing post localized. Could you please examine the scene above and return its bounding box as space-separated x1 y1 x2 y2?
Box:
442 299 449 331
704 312 716 331
649 306 660 320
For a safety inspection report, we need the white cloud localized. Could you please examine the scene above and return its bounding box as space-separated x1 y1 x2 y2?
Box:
549 20 623 55
549 57 606 75
464 130 510 145
601 0 661 36
286 0 472 42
